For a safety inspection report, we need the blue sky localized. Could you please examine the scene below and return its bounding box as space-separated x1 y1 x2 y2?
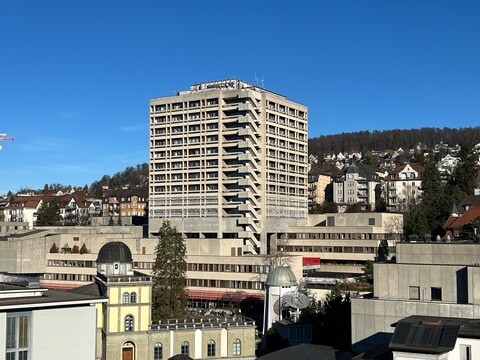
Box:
1 0 479 195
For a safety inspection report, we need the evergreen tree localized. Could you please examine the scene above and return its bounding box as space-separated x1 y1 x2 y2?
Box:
450 144 479 198
420 157 450 234
35 198 61 226
152 221 187 321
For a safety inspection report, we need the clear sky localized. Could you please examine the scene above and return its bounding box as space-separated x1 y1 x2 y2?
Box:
1 0 479 195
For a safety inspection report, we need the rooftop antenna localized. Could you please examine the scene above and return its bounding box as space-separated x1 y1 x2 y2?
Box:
260 75 264 88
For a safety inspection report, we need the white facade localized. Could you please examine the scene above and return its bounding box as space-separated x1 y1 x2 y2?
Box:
386 163 424 212
0 281 105 360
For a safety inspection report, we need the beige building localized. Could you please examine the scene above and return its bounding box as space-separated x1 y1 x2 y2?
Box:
81 241 257 360
279 212 403 281
352 241 480 354
0 225 304 303
149 79 309 255
308 173 331 208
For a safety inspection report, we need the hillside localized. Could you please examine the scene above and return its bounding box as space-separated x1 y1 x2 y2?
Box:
308 127 480 158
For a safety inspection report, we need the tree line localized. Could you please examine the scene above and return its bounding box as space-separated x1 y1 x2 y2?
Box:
309 127 480 158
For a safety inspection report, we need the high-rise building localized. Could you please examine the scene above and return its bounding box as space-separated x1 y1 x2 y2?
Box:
149 79 308 255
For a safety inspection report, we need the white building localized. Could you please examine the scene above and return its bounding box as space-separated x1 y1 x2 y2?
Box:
0 274 105 360
385 163 424 212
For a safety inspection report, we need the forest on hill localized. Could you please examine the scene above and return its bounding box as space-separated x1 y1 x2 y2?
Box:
308 127 480 157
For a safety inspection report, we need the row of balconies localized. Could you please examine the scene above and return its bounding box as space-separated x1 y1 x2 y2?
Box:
266 102 306 120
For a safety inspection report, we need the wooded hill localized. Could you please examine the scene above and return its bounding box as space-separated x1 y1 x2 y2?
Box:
308 127 480 158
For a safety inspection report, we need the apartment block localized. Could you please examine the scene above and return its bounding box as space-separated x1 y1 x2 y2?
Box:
333 162 381 211
149 79 309 255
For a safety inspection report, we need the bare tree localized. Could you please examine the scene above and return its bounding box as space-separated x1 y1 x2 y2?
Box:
263 235 294 269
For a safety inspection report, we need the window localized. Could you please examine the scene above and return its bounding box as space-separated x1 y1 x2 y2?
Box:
6 313 30 360
207 340 215 357
154 343 163 360
368 218 375 225
125 315 134 332
130 292 137 304
460 344 471 360
181 341 189 356
123 292 129 304
409 286 420 300
233 339 241 356
431 287 442 301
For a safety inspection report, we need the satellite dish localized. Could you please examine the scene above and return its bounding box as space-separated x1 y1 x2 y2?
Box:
273 291 295 315
273 297 286 315
284 291 310 309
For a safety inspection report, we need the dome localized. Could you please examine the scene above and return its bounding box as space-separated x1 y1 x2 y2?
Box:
97 241 132 263
265 266 297 287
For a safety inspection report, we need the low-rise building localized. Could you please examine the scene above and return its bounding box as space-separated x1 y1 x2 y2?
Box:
352 240 480 354
0 273 106 360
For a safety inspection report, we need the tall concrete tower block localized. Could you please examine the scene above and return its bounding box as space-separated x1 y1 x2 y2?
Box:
149 79 308 255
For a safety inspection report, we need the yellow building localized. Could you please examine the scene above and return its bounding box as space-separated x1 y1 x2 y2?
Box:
75 241 256 360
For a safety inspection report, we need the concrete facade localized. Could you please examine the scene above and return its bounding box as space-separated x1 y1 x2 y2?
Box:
352 242 480 354
149 79 309 255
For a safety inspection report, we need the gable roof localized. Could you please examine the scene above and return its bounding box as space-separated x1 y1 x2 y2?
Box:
443 206 480 230
386 163 425 180
457 195 480 213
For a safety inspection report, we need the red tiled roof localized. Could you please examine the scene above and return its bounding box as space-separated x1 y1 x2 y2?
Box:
443 206 480 230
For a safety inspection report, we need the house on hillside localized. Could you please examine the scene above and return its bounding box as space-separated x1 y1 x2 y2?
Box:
102 187 148 217
333 162 381 211
4 196 43 228
385 163 424 212
443 204 480 240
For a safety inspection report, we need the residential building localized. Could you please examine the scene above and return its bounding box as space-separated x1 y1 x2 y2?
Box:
102 187 148 218
3 191 97 228
385 163 424 212
149 79 309 255
308 173 331 208
333 162 381 211
351 240 480 354
4 196 42 228
0 273 106 360
443 205 480 239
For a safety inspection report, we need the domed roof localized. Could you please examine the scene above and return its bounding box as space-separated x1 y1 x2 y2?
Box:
265 266 297 287
97 241 132 263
